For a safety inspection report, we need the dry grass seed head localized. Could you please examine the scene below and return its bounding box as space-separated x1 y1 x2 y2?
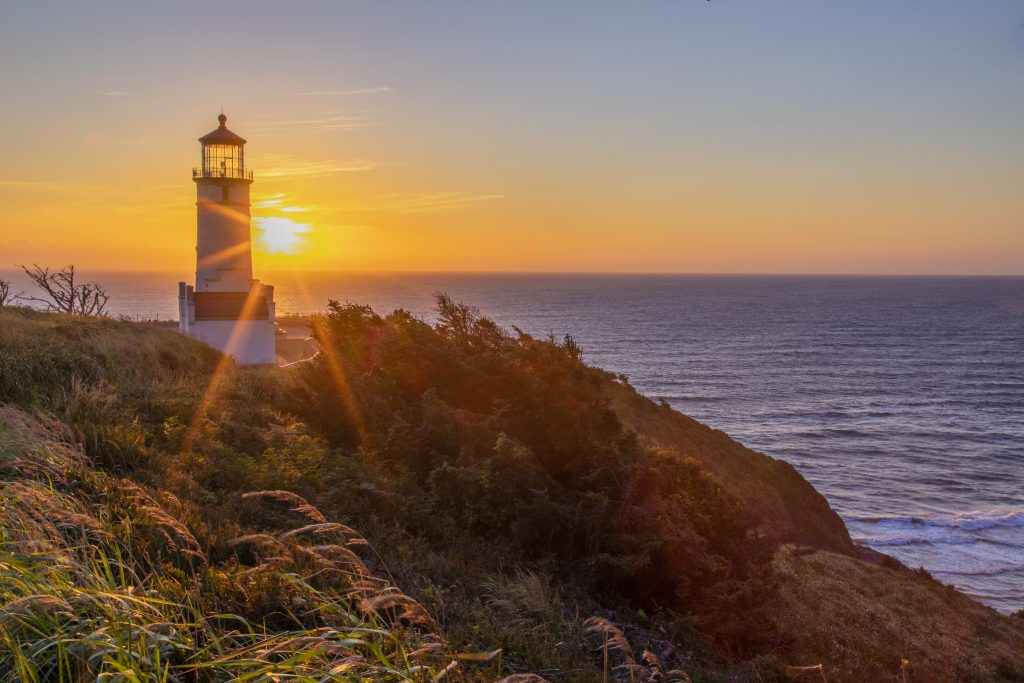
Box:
255 634 354 660
408 642 446 661
118 480 204 561
1 482 109 549
309 544 372 575
241 490 328 523
0 594 75 621
278 522 345 542
584 616 634 657
229 534 290 554
325 655 369 675
359 591 437 629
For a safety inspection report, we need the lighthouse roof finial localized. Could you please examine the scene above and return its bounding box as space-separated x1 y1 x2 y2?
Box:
200 112 246 146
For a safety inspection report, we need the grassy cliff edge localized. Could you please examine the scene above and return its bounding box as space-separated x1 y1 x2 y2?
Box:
1 304 1022 682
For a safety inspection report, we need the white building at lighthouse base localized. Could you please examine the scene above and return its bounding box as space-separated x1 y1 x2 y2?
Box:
178 280 278 366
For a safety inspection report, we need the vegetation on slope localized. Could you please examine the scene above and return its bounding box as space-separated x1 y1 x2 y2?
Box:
1 302 1023 681
0 405 456 681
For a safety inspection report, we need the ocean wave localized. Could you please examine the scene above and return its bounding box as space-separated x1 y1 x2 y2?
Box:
853 510 1024 532
857 534 978 547
856 534 1024 550
932 565 1024 578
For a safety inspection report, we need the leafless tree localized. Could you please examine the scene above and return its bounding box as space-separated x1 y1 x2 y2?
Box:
19 264 110 316
0 279 16 307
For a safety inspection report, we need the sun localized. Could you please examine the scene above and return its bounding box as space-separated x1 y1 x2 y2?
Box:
253 216 311 254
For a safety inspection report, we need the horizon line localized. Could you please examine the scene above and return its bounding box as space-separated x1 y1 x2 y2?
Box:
2 267 1023 279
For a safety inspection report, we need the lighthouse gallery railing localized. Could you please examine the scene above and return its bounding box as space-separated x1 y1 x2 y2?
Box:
192 167 254 181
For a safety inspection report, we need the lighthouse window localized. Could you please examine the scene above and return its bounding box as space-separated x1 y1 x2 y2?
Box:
202 144 243 179
222 187 230 202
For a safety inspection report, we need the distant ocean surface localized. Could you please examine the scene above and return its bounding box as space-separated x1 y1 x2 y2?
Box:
4 270 1022 613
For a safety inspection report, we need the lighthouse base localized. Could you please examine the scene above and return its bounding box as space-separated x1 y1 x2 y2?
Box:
178 281 279 366
187 318 277 365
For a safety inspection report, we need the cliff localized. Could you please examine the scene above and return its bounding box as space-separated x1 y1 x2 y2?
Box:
1 303 1022 682
607 381 853 553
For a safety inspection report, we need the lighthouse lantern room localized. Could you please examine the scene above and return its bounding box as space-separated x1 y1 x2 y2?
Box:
178 114 277 365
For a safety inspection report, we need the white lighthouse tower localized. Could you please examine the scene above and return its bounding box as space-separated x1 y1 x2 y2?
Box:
177 114 277 365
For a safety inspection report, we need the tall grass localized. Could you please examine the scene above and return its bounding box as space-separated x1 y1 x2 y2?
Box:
0 406 451 681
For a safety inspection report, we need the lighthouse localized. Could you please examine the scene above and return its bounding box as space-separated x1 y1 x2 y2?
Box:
177 114 277 365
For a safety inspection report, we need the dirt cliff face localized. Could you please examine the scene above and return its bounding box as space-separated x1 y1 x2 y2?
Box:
606 381 853 553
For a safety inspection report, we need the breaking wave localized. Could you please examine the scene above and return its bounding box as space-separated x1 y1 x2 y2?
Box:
855 510 1024 532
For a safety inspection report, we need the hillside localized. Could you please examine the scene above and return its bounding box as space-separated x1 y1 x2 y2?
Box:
1 302 1023 682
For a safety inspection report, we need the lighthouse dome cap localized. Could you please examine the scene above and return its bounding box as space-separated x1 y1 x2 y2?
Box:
199 113 247 146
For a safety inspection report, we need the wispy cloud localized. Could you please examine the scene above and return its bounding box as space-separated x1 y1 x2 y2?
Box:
334 191 505 215
0 179 98 192
247 112 378 136
256 154 397 180
95 89 128 97
253 194 286 210
253 190 503 219
286 86 394 96
249 109 375 118
250 114 369 127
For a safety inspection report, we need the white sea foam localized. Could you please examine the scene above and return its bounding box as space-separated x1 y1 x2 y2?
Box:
850 509 1024 581
855 510 1024 532
857 534 981 547
934 564 1024 578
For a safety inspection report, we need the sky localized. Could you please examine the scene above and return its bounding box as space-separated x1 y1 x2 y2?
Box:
0 1 1022 275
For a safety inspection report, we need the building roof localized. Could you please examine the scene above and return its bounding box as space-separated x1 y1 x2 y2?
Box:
199 113 247 146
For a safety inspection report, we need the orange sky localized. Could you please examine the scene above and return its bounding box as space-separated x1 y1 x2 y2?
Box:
1 2 1022 275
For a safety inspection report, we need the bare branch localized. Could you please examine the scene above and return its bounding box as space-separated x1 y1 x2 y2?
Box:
0 279 19 307
18 264 109 316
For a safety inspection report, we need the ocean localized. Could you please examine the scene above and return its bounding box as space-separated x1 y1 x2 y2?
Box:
3 270 1022 613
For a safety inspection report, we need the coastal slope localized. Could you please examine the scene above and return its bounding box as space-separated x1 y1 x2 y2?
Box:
1 303 1022 682
607 381 853 552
